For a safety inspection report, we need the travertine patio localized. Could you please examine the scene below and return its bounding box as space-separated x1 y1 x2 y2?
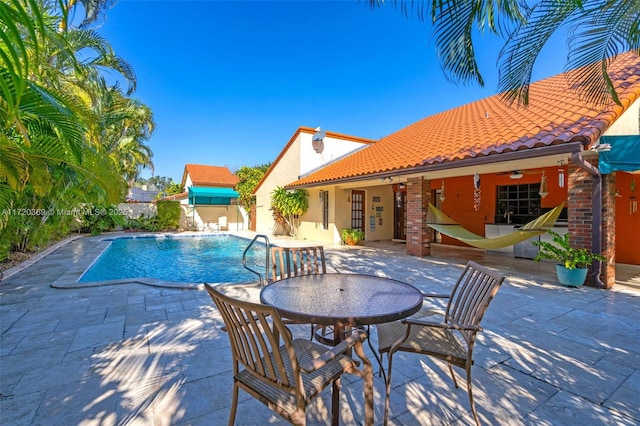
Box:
1 232 638 425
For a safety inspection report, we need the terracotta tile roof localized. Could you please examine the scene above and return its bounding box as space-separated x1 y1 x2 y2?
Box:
182 164 239 187
289 52 640 187
160 191 187 201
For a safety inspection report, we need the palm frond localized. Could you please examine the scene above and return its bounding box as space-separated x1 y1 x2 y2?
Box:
368 1 525 86
0 183 16 230
499 0 640 106
565 0 640 105
0 137 29 190
498 0 579 105
433 1 484 85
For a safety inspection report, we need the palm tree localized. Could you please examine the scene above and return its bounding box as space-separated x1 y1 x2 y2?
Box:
369 0 640 105
1 0 151 251
85 81 155 185
58 0 119 31
0 0 132 213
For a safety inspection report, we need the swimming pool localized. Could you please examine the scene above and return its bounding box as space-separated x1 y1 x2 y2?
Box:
79 235 265 284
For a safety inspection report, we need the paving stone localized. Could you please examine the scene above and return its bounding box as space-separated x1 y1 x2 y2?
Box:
68 319 125 352
1 234 638 425
603 378 640 421
526 390 637 425
0 391 43 426
12 358 92 395
30 377 118 426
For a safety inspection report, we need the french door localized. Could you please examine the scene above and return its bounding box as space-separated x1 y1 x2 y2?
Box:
350 190 365 235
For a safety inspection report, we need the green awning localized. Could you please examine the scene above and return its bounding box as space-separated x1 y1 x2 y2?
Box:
599 136 640 174
188 187 239 205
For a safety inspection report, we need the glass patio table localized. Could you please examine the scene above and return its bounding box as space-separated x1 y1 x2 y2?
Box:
260 273 423 425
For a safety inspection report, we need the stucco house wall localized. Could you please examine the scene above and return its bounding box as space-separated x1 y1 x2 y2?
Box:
254 128 373 238
605 101 639 135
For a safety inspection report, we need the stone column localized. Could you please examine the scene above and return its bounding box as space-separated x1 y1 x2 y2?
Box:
406 177 432 257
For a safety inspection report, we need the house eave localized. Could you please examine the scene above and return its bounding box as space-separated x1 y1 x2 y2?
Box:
287 142 586 189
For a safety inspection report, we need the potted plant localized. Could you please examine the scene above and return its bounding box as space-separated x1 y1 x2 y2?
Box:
340 228 364 246
532 230 605 287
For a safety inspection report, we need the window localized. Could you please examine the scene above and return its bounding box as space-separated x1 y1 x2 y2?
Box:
495 183 541 224
321 191 329 230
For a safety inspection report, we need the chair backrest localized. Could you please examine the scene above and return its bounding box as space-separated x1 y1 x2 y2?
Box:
204 283 303 394
445 261 505 334
270 246 326 282
218 216 228 228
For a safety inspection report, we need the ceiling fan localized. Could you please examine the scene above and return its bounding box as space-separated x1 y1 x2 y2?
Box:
496 170 540 179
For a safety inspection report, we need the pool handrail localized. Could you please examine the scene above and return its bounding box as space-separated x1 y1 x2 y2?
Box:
242 234 271 285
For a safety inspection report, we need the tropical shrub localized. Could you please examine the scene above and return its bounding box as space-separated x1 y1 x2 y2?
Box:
533 230 606 269
78 205 126 235
124 215 160 232
340 228 365 245
270 187 309 236
156 200 180 230
235 164 270 227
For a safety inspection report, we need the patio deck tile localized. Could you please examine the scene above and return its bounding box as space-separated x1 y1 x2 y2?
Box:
1 232 638 425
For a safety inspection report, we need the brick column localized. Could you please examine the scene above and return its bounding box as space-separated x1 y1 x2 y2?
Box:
406 177 432 257
601 171 616 288
568 163 593 248
567 159 616 288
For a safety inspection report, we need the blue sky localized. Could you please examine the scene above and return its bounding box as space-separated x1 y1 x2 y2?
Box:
98 1 569 183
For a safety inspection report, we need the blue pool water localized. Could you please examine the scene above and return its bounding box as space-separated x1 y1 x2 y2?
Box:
79 235 264 283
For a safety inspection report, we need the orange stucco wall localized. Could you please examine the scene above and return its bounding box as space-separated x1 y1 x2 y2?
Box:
615 173 640 264
433 168 638 265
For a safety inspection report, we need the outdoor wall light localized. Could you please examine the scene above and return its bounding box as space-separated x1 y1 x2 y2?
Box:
591 141 612 152
558 161 565 188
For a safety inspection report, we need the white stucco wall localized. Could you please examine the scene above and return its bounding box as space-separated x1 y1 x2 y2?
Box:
298 132 368 176
604 100 639 135
118 203 156 218
254 130 370 238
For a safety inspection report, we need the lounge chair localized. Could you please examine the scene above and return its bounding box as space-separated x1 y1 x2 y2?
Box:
218 216 228 231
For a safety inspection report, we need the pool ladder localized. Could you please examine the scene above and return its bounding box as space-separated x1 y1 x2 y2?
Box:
241 234 271 286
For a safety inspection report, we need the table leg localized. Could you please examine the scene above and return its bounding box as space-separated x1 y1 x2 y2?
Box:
366 325 387 384
352 335 375 426
332 378 340 426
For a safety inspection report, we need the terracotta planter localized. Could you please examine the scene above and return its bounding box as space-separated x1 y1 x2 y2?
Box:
555 265 588 287
345 237 357 246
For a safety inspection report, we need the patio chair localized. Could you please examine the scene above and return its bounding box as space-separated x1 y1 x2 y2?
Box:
205 284 374 426
376 261 505 425
270 246 326 281
217 245 327 334
270 246 329 341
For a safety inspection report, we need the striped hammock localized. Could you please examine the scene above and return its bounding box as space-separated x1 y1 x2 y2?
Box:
427 203 565 249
